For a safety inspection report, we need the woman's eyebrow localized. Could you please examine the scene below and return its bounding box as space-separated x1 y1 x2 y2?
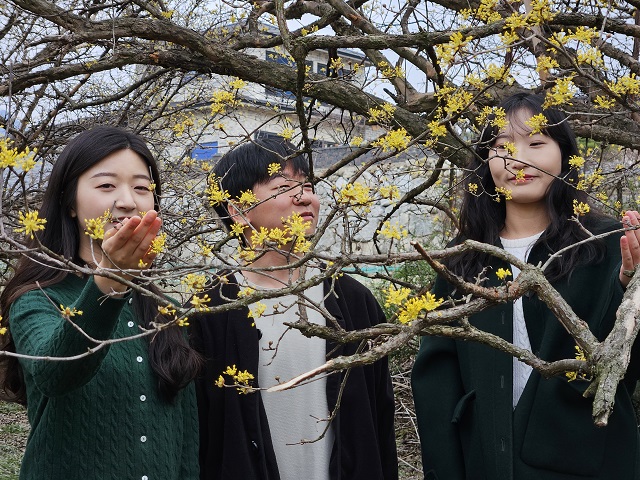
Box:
89 172 151 181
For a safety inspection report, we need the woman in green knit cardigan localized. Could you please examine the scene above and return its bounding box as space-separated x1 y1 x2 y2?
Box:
0 127 201 480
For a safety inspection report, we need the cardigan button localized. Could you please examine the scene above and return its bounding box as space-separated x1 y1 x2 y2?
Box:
142 476 148 480
136 356 143 363
140 436 147 443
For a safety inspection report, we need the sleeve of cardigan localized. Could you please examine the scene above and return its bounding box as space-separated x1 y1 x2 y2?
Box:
9 277 127 397
180 381 201 479
410 275 466 480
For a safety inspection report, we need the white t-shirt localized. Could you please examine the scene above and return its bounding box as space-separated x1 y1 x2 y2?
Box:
500 232 543 408
237 271 334 480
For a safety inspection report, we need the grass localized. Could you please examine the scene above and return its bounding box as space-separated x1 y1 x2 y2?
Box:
0 401 28 480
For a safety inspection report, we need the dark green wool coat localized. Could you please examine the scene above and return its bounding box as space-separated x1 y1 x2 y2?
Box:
9 275 199 480
411 217 640 480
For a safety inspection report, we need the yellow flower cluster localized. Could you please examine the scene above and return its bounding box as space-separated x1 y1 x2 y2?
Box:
236 190 259 209
268 163 282 176
384 285 412 307
182 273 208 293
337 182 372 213
397 292 444 325
148 232 167 254
568 155 585 169
83 210 112 240
594 95 615 109
524 113 548 134
495 187 513 201
428 120 447 139
210 89 241 116
379 185 401 202
206 175 231 207
59 305 83 317
215 364 255 393
372 128 411 152
16 210 47 239
245 213 313 254
171 113 195 137
543 77 576 108
248 302 267 319
477 107 507 130
377 221 408 240
280 127 295 140
350 136 364 147
467 183 479 195
368 103 396 124
435 32 472 66
577 47 604 67
606 74 640 96
527 0 556 24
190 293 211 312
0 137 38 171
565 345 591 382
495 268 511 280
572 200 590 216
378 60 405 79
536 56 559 74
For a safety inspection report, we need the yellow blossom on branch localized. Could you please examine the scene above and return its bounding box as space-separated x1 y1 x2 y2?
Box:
496 268 512 280
543 77 576 108
377 221 408 240
380 185 401 202
372 128 411 152
428 121 447 139
384 285 412 307
337 182 372 212
368 103 395 124
495 187 513 201
190 294 211 312
397 292 444 325
158 304 177 316
248 302 267 319
16 210 47 239
182 273 208 292
467 183 479 195
236 190 259 209
268 163 282 176
206 175 231 207
148 232 167 254
524 113 548 134
59 305 83 317
83 210 112 240
568 155 585 169
230 222 246 237
0 138 37 169
283 213 311 238
573 200 590 216
565 345 591 382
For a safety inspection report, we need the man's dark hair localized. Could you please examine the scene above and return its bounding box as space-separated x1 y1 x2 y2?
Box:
211 138 310 231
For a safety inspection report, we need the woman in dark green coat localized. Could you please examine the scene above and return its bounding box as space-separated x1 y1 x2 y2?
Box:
411 93 640 480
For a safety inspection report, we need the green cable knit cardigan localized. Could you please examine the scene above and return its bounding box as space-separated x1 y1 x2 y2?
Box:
9 274 199 480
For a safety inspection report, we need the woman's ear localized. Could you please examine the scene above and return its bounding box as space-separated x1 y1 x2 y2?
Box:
69 208 77 218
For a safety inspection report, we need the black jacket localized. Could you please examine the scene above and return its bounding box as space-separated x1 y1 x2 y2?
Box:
190 272 398 480
412 217 640 480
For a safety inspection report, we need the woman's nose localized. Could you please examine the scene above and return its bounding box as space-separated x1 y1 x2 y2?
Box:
115 189 137 211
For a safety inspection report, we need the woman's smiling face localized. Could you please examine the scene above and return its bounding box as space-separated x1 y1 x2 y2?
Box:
488 108 563 206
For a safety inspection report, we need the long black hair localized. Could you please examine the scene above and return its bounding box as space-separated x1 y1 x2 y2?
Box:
448 93 606 283
0 126 201 403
